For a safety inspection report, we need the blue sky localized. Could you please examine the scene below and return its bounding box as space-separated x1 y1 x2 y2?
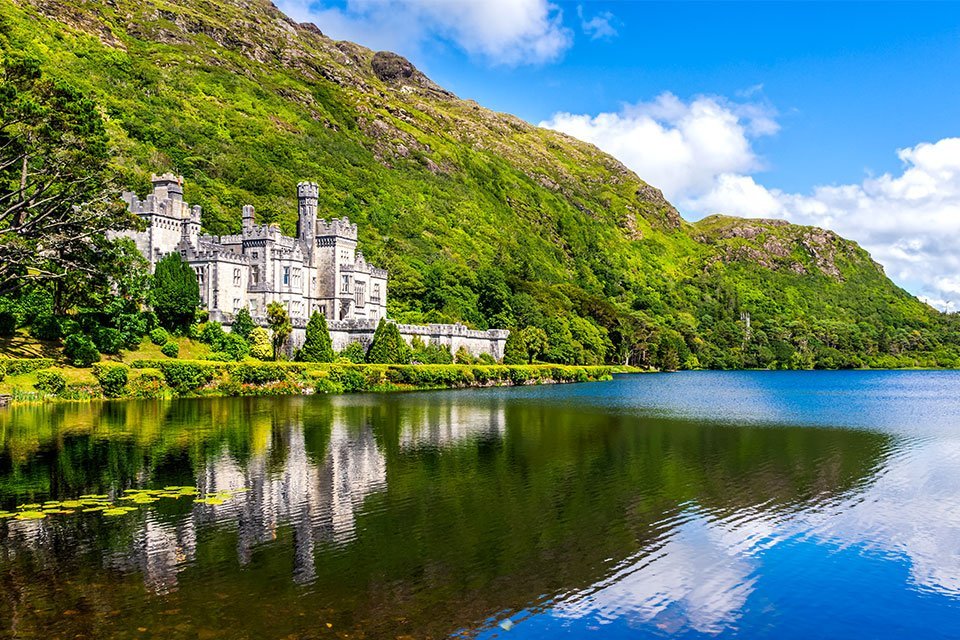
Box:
278 1 960 307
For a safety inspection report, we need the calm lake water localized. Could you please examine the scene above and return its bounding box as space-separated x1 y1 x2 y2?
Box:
2 371 960 639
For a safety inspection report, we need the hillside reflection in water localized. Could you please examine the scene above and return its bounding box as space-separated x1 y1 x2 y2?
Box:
1 372 958 639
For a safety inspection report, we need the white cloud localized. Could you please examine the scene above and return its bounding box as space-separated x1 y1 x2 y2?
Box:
277 0 573 65
542 95 960 306
577 5 618 40
541 92 778 203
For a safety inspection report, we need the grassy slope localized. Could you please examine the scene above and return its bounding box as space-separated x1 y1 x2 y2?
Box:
1 0 952 367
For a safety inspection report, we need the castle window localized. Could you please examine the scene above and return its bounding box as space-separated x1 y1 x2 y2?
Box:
233 268 241 286
195 267 204 287
341 274 350 293
251 265 259 285
293 268 301 287
283 266 290 285
233 298 241 311
355 281 365 307
319 304 327 317
372 283 381 303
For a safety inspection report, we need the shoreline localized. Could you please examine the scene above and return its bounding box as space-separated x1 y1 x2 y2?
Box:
0 360 626 406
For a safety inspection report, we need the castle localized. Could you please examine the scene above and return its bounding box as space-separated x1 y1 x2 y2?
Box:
122 173 387 325
120 174 508 359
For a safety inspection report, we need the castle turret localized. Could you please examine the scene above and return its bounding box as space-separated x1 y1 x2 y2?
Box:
297 182 318 258
151 173 184 201
242 205 255 230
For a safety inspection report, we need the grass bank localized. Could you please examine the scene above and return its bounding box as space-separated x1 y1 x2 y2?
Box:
0 358 623 404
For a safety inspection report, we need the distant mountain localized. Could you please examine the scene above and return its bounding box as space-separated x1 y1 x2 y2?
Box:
5 0 958 368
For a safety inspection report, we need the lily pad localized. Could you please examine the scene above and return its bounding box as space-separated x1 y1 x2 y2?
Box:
60 501 83 509
82 506 106 512
17 503 41 510
102 508 129 516
16 511 46 520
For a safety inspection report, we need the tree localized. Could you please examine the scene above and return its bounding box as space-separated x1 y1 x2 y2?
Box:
366 318 411 364
502 330 528 365
266 301 291 360
231 307 255 340
454 345 474 364
151 253 199 331
299 311 334 362
249 327 272 360
0 53 137 296
520 326 549 364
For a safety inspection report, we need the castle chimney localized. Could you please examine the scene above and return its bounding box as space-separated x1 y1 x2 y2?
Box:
242 204 255 230
297 181 319 255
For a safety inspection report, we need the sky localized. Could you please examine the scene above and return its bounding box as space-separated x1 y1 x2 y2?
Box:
276 0 960 309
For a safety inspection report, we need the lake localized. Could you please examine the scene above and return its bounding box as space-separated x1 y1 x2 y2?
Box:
2 370 960 639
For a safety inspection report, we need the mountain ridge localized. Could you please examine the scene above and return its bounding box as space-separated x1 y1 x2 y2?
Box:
4 0 956 368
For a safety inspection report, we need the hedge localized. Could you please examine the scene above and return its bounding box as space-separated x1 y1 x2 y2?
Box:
1 358 55 376
35 369 67 394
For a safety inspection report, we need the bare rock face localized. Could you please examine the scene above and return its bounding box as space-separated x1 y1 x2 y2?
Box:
370 51 453 97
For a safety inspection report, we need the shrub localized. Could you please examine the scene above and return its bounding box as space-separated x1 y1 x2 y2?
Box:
298 311 334 362
93 362 129 398
206 351 234 362
410 336 453 364
218 333 250 361
502 330 528 365
366 320 411 364
231 307 255 340
339 341 366 363
199 322 227 347
35 369 67 394
152 252 200 330
93 327 124 355
157 361 216 393
150 327 169 345
29 314 61 341
454 346 474 365
160 341 179 358
249 327 272 360
0 361 5 382
64 334 100 367
129 368 166 398
0 310 15 337
115 313 148 349
477 352 497 365
267 301 291 360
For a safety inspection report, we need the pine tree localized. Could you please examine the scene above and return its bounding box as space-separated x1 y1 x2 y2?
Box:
299 311 334 362
502 329 528 365
366 319 411 364
151 253 200 331
231 307 255 340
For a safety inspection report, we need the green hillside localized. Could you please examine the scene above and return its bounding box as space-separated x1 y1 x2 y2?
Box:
2 0 957 368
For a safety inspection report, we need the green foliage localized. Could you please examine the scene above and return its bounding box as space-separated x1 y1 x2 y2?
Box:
0 50 135 297
502 330 527 365
2 358 54 376
93 362 129 397
454 346 474 365
298 312 334 363
231 307 255 341
520 327 548 364
199 322 226 346
150 327 169 345
366 319 411 364
219 333 250 361
0 360 4 382
128 368 165 398
93 327 124 355
151 253 199 331
160 341 179 358
266 302 291 360
29 314 61 341
34 369 66 394
63 333 100 367
249 327 272 360
5 0 960 371
339 341 366 363
410 336 453 364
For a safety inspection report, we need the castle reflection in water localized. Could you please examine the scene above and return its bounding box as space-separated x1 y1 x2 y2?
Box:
0 397 507 593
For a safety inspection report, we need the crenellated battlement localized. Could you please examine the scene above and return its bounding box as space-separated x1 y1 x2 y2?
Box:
297 181 319 199
316 217 358 240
